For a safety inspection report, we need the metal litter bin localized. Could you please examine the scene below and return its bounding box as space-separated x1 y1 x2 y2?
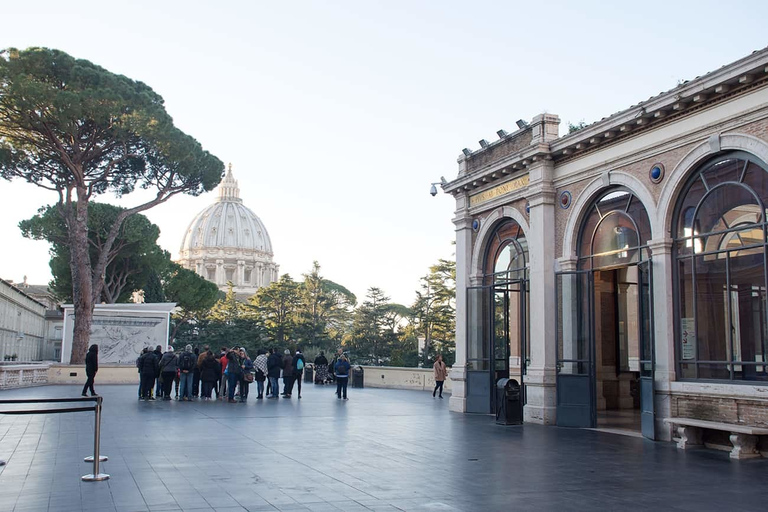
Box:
495 378 523 425
304 363 313 383
352 366 364 388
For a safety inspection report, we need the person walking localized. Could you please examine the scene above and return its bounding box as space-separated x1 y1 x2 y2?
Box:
314 351 328 384
239 348 254 402
267 348 282 399
200 350 220 400
334 354 351 400
282 349 294 398
158 347 179 400
138 347 159 400
81 344 99 397
178 344 197 401
433 354 448 399
292 348 306 399
253 349 268 399
226 348 243 403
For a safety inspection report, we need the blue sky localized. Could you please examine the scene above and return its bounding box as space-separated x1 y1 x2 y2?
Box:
2 0 768 305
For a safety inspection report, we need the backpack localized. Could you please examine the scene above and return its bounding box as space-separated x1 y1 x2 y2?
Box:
296 358 304 371
336 362 348 376
179 352 195 371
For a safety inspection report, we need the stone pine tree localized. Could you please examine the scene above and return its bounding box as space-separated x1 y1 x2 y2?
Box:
0 48 223 363
19 202 169 303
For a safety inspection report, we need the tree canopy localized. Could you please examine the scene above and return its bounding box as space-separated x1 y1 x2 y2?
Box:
0 47 224 363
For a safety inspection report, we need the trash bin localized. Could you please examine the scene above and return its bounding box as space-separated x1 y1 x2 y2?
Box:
495 378 523 425
352 366 364 388
304 363 313 383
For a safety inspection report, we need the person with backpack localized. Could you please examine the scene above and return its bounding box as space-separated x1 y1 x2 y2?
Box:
253 349 268 399
292 348 306 399
158 347 179 400
200 350 220 400
178 344 197 401
334 354 351 400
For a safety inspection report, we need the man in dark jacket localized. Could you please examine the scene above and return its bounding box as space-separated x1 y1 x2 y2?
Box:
266 348 282 399
138 347 159 400
152 345 163 398
292 348 306 399
82 344 99 397
281 349 294 398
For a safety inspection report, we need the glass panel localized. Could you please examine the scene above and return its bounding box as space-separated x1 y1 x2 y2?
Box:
467 287 490 371
616 266 640 372
696 184 759 236
627 194 652 245
702 157 743 188
638 263 653 377
493 290 508 371
678 258 696 363
557 273 590 375
591 213 640 269
697 363 730 379
694 254 729 363
743 160 768 203
677 178 708 239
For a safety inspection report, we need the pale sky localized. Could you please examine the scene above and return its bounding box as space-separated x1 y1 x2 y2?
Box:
2 0 768 305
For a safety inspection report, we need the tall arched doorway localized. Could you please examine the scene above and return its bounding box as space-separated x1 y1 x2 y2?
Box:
466 219 529 414
556 188 656 438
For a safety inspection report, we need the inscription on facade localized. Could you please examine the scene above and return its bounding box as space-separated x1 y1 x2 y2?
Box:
469 175 529 207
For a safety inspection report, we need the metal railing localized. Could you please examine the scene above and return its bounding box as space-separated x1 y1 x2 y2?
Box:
0 396 109 481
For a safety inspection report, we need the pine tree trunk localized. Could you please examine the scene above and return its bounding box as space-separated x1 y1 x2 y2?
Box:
68 195 94 364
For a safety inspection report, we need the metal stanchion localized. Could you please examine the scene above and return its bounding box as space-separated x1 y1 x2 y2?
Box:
81 396 109 481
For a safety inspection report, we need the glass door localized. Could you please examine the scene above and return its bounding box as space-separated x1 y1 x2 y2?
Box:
638 259 655 439
556 270 596 427
467 285 492 413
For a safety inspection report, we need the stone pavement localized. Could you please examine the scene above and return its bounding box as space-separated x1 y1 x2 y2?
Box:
0 383 767 512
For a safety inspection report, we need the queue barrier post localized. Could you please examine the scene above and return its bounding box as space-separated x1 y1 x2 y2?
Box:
81 396 109 481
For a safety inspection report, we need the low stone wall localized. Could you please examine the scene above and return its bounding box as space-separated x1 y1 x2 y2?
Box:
360 366 452 393
0 363 50 389
48 364 139 385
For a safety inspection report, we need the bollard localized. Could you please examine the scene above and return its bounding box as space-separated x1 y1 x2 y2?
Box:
81 396 109 481
0 459 5 466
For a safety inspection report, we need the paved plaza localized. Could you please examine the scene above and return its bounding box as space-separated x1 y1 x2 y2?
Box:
0 383 766 512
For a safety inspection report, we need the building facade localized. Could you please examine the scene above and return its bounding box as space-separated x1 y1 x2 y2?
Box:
178 165 279 298
445 48 768 441
0 278 46 361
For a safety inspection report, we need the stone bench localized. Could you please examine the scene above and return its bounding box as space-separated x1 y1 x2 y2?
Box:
664 417 768 459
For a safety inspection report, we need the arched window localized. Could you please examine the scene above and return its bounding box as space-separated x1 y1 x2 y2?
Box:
673 152 768 382
483 219 528 284
577 188 652 270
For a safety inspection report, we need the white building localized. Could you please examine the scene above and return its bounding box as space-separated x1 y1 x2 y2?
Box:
444 47 768 449
178 165 279 298
0 278 46 361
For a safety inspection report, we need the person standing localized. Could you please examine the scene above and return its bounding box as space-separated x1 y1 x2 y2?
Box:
433 354 448 399
138 347 159 400
253 349 268 399
267 348 282 399
152 345 163 398
239 348 253 402
314 351 329 384
218 347 229 400
334 355 351 400
158 347 178 400
200 350 220 400
192 347 201 398
226 348 243 403
292 348 306 399
82 344 99 397
282 349 294 398
178 344 197 401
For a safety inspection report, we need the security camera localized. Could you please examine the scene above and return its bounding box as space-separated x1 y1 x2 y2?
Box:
429 184 438 197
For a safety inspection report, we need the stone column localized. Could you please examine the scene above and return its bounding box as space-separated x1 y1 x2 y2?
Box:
524 158 558 424
215 259 224 286
649 237 675 441
449 194 472 413
237 260 245 286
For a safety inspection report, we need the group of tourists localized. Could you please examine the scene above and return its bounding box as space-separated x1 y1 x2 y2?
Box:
82 344 445 403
